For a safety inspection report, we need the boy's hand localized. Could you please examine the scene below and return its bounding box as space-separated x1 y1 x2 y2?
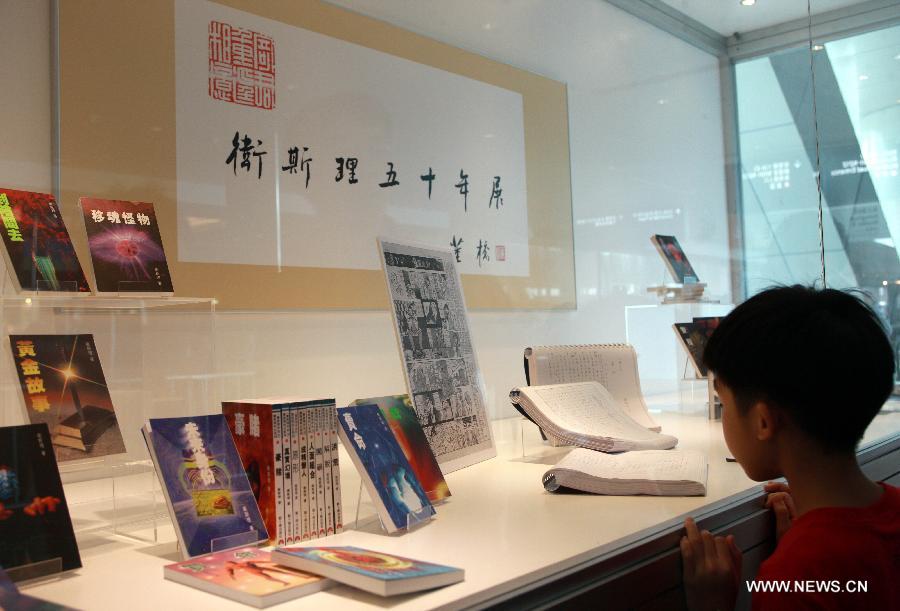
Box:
680 517 742 611
764 482 795 542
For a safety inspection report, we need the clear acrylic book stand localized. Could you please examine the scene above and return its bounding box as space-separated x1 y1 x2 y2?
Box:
352 480 435 534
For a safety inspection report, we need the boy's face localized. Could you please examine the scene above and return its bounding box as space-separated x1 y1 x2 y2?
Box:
718 378 782 482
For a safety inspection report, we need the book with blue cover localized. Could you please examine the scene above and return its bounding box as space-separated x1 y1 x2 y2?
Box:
335 404 434 533
142 415 268 559
271 546 463 596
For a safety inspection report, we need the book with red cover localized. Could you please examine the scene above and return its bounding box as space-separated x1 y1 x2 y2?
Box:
78 197 173 294
0 188 90 293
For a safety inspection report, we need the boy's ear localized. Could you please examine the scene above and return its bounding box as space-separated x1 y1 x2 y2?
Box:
750 401 779 442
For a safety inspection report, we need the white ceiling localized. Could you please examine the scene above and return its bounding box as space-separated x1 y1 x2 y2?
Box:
659 0 872 37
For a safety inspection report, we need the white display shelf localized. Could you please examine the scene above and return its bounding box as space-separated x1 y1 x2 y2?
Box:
22 401 900 610
0 294 216 310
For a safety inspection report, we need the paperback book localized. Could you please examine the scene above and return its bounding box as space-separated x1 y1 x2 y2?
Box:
78 197 173 294
164 546 332 608
142 415 268 559
0 188 90 293
524 344 660 445
542 448 707 496
650 234 699 284
351 394 450 503
8 334 125 461
509 382 678 452
0 424 81 581
335 404 434 533
271 546 464 597
673 317 722 378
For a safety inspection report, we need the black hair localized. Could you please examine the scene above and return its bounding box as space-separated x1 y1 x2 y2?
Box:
703 285 895 453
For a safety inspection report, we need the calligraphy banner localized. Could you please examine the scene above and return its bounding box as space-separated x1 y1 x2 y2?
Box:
58 0 574 309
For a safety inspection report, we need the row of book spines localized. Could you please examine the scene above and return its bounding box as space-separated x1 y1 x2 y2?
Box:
223 400 342 545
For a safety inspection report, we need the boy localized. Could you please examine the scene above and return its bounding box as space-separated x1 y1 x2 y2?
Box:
679 286 899 610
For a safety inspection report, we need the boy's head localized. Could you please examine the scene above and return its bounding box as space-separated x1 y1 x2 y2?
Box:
703 285 894 479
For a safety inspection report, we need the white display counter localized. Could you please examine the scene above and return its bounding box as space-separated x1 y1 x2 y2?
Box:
21 397 900 610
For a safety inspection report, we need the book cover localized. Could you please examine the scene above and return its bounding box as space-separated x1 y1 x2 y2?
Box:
222 402 277 544
673 317 721 377
0 424 81 579
164 546 330 608
144 415 268 558
8 335 125 462
0 188 90 293
352 395 450 503
78 197 173 294
335 404 434 532
651 234 699 283
271 546 463 596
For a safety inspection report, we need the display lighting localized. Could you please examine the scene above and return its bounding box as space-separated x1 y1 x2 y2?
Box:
740 0 756 6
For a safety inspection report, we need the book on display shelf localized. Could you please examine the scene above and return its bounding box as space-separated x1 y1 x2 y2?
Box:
543 448 707 496
164 546 332 608
8 334 126 462
222 397 340 546
0 424 81 582
335 404 435 533
650 234 699 284
78 197 174 295
271 546 464 597
142 415 269 559
673 317 722 378
379 238 495 472
509 382 678 452
0 187 90 294
524 344 661 446
351 394 450 503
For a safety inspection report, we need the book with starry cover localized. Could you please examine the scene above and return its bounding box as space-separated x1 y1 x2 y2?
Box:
8 334 125 462
164 546 331 608
0 423 81 582
0 188 90 294
78 197 173 295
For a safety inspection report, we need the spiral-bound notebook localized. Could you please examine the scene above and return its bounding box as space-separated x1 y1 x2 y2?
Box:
523 344 660 445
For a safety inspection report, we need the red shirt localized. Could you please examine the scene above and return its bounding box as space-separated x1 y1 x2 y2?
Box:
752 483 900 610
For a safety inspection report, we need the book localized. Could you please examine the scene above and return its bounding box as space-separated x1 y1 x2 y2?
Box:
164 546 332 608
673 317 722 378
271 546 464 597
0 188 90 294
8 334 125 462
650 234 699 284
542 448 707 496
142 415 268 559
223 398 338 545
78 197 173 294
379 238 495 472
0 424 81 581
509 382 678 452
335 404 435 533
524 344 661 446
326 407 343 535
351 394 450 503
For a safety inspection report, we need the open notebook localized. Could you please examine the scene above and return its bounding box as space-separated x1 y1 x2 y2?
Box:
523 344 660 445
509 382 677 452
543 448 707 496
